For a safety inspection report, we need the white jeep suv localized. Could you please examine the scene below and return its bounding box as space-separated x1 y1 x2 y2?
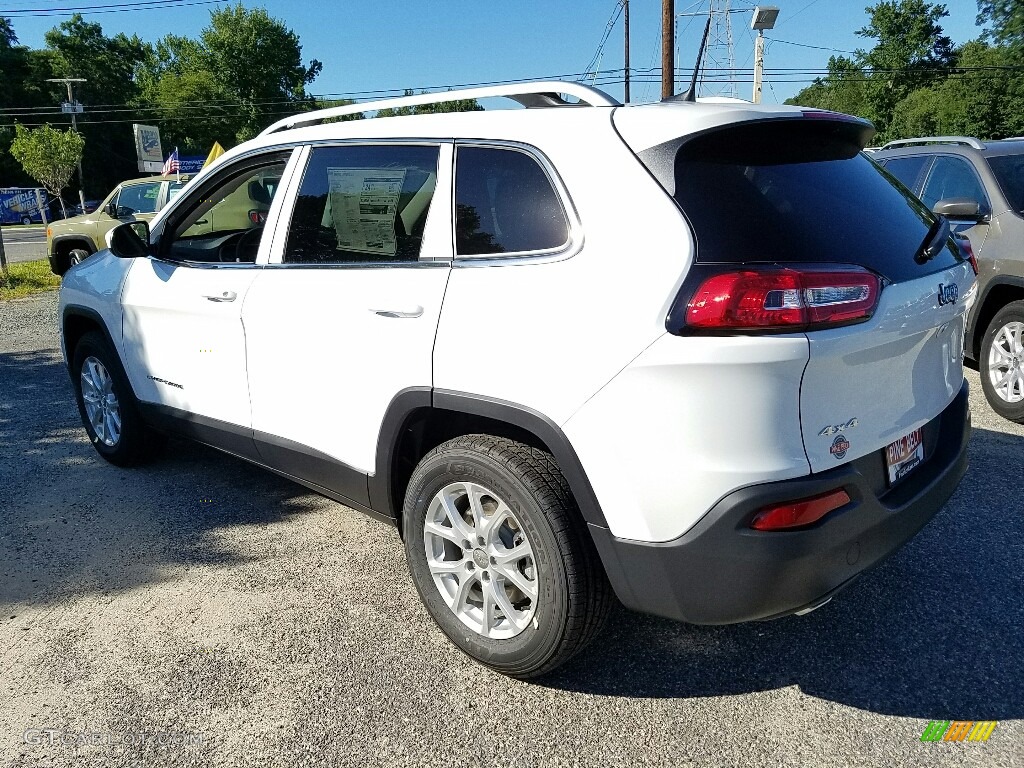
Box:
59 82 974 678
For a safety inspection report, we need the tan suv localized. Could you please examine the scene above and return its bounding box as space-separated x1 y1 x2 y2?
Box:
47 175 191 275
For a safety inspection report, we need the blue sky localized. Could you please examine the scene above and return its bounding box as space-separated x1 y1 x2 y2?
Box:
4 0 987 105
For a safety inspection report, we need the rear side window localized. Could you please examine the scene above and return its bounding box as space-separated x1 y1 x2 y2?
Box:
455 146 569 256
285 144 439 264
988 153 1024 212
670 120 963 282
879 155 931 193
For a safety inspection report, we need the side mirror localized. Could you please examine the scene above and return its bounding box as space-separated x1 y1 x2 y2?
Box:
105 201 118 218
932 197 986 222
106 221 151 259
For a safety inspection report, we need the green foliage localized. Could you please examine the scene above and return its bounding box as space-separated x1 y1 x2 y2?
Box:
788 0 1024 144
377 89 484 117
9 124 85 209
0 259 62 300
978 0 1024 47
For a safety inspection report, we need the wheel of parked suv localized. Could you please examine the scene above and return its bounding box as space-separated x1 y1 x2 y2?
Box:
21 215 31 225
402 435 612 679
980 300 1024 423
72 331 164 466
67 249 89 269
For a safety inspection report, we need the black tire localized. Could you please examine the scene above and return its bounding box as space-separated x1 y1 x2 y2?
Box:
403 434 612 678
21 215 31 225
67 248 90 268
979 300 1024 423
72 331 164 466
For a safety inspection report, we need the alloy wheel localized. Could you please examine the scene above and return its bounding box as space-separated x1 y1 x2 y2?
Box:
988 321 1024 404
422 481 538 639
80 356 122 446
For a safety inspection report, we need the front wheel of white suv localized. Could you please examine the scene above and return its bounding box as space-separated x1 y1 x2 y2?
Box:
402 435 612 678
980 300 1024 423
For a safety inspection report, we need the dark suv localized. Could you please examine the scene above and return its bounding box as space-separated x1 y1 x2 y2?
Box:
873 136 1024 421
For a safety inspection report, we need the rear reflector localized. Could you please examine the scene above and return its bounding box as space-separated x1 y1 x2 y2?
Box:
684 268 881 332
750 488 852 531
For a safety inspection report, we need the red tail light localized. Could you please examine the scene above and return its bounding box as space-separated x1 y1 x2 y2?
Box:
684 268 881 332
956 235 979 276
750 488 851 531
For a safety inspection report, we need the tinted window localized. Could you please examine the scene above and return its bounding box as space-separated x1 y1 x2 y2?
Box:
920 156 988 211
880 155 931 193
988 153 1024 212
455 146 569 256
116 182 161 215
670 120 964 282
285 145 439 264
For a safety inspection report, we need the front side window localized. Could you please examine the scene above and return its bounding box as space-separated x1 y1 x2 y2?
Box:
161 156 288 264
454 146 569 256
115 182 162 215
920 156 989 212
285 144 439 264
988 153 1024 212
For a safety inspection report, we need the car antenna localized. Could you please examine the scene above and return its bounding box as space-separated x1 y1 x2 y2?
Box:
665 16 711 103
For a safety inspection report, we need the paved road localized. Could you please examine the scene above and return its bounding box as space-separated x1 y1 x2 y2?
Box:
0 227 47 264
1 291 1021 768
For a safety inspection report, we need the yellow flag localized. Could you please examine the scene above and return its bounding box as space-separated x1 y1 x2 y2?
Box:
203 141 226 168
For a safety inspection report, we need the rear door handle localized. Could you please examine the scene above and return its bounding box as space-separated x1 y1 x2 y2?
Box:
370 305 423 318
204 291 237 302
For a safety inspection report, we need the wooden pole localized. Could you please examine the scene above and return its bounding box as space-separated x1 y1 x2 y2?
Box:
624 0 631 103
661 0 675 99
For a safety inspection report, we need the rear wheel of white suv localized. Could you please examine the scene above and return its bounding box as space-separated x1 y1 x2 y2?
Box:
980 301 1024 423
72 332 165 466
402 435 611 678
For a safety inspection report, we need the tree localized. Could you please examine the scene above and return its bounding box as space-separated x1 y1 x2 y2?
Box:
855 1 955 139
376 89 484 117
10 124 85 217
978 0 1024 48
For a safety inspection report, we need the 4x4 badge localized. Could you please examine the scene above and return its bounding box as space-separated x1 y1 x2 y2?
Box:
937 283 959 306
819 418 858 437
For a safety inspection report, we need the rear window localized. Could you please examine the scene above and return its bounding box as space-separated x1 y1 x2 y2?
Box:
669 121 964 282
987 153 1024 213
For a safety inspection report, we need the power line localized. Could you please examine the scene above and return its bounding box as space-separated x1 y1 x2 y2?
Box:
3 0 224 16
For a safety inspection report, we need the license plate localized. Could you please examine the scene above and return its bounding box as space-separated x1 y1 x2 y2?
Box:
886 428 924 485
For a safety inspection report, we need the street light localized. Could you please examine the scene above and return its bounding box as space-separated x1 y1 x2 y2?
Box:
751 6 779 104
46 77 87 208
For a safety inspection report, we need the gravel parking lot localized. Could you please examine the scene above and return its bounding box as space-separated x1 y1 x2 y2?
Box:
1 290 1021 768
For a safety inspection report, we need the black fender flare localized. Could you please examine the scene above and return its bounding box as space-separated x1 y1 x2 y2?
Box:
968 275 1024 359
370 388 609 529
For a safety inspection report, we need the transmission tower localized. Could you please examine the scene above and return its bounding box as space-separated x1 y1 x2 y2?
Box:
701 0 737 98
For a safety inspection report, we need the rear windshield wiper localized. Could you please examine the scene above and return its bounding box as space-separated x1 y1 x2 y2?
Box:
916 215 950 264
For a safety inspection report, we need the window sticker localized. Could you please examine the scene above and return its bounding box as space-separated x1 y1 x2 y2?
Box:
325 168 407 257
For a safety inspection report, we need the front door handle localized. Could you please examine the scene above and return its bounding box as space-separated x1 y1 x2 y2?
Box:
204 291 237 302
370 305 423 319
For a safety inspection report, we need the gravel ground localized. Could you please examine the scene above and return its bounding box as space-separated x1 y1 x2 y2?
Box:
1 290 1021 768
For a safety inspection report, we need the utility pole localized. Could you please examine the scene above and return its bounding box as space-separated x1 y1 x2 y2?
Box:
46 77 87 208
751 6 779 104
623 0 631 103
661 0 674 99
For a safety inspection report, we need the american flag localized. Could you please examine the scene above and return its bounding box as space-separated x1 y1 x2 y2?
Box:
161 149 179 176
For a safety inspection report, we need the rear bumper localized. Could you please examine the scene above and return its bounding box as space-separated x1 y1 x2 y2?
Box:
589 379 970 624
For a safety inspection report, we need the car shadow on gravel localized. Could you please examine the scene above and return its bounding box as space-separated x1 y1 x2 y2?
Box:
544 425 1024 721
0 350 330 609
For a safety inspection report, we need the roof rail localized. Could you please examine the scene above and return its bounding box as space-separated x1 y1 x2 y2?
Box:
260 81 621 136
881 136 986 150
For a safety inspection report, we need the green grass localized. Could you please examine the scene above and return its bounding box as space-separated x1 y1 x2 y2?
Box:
0 259 61 300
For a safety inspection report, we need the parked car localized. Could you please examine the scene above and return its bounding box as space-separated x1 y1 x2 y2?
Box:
58 82 973 678
873 136 1024 421
68 200 102 217
0 187 65 225
46 175 192 276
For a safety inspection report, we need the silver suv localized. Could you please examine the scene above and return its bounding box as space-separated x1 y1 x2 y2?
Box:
873 136 1024 421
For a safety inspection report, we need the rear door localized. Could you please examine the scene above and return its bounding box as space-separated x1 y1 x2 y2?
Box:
664 117 975 471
